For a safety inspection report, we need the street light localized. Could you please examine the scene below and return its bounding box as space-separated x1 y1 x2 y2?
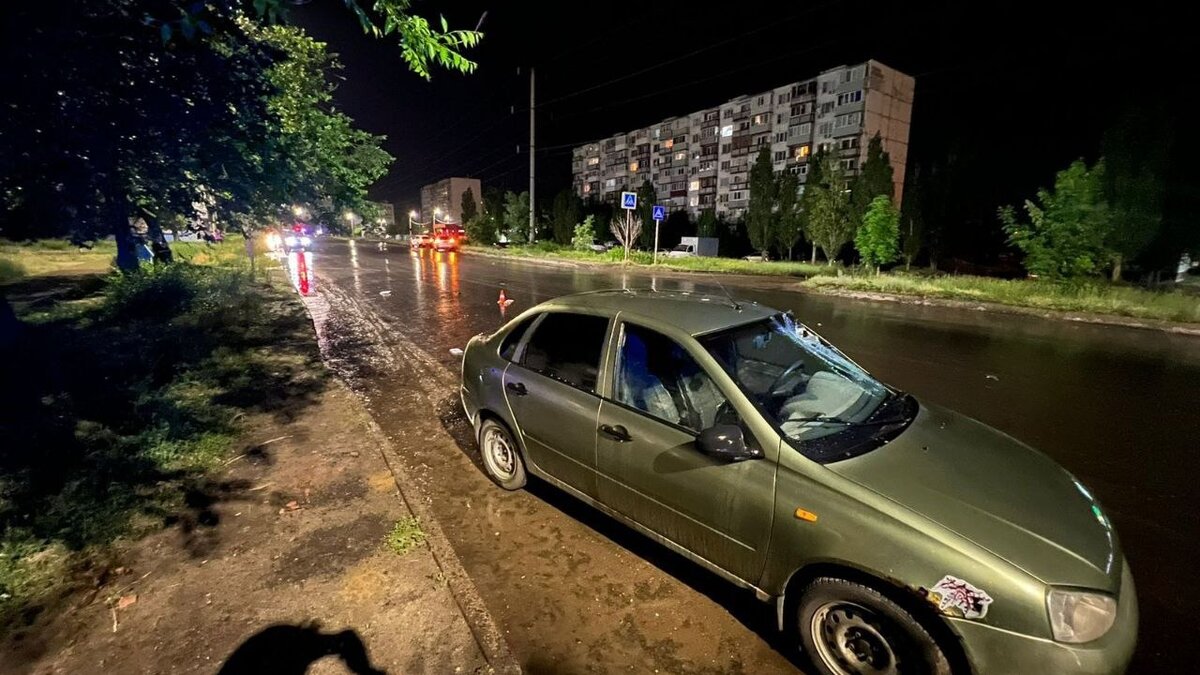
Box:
408 210 419 235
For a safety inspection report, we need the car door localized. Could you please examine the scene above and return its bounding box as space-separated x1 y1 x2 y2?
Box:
596 321 775 583
503 311 611 498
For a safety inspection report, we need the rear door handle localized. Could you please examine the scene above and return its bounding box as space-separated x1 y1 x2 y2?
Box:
505 381 527 396
599 424 632 442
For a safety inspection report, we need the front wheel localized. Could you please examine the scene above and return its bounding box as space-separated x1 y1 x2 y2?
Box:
478 419 527 490
797 577 952 675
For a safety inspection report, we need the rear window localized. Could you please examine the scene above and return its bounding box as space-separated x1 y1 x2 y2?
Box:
521 313 609 392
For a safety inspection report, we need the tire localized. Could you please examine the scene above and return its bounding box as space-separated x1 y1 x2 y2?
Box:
796 577 952 675
478 418 527 490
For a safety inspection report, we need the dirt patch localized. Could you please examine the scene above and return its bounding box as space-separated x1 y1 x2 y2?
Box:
0 382 489 675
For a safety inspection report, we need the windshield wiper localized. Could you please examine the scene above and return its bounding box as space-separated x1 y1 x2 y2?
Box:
792 414 911 428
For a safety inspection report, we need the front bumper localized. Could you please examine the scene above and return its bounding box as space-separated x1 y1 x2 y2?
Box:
953 564 1137 674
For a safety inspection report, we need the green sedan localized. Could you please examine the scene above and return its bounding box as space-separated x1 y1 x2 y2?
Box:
459 290 1136 675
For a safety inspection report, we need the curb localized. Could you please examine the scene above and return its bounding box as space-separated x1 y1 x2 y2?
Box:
359 412 523 675
292 285 521 675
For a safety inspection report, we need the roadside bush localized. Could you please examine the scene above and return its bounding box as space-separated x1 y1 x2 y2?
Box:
464 215 496 246
532 240 559 253
572 216 596 251
0 258 26 284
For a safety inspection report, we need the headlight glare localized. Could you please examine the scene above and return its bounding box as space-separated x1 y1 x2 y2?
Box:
1047 589 1116 643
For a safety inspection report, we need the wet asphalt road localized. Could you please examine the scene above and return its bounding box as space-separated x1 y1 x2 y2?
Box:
310 239 1200 674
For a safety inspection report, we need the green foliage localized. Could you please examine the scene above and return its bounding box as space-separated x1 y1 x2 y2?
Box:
804 151 854 264
385 517 426 555
1000 159 1110 279
465 215 496 246
855 195 901 271
635 180 658 249
697 209 718 238
0 258 26 284
572 216 597 251
552 189 583 246
775 170 802 259
502 191 531 242
848 134 894 228
900 168 926 267
460 187 478 223
747 148 777 256
0 251 324 624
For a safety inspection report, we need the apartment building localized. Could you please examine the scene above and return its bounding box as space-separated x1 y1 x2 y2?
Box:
571 61 914 218
419 177 482 223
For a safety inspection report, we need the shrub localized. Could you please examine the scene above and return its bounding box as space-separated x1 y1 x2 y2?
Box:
0 258 26 284
572 216 596 251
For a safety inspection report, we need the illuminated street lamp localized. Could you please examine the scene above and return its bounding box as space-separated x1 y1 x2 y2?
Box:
408 210 419 235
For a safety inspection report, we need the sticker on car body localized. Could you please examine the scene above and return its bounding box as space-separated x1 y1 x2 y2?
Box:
927 575 993 619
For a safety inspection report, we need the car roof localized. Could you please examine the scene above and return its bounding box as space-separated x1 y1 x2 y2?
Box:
537 289 777 336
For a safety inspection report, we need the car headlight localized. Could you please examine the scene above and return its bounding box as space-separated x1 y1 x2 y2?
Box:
1047 589 1117 643
300 236 312 246
284 236 298 247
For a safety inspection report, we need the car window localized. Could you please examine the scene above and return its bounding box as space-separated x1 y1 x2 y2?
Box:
520 312 609 392
499 314 539 361
615 324 733 433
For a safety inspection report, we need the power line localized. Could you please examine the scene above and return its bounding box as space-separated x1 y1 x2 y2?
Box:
537 0 845 108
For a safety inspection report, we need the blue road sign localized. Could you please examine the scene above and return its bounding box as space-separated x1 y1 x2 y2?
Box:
652 205 665 222
621 191 637 210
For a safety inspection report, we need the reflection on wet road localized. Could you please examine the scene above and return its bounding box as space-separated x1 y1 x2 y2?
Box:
313 239 1200 674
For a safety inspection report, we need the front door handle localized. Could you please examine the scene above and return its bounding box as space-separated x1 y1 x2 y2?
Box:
505 381 527 396
599 424 632 442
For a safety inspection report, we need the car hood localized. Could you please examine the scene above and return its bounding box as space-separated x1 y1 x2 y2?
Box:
827 402 1120 590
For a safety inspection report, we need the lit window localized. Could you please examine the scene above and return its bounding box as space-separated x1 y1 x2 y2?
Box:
663 138 674 149
689 180 700 191
587 157 599 166
721 125 733 137
629 161 639 172
675 151 686 161
583 184 591 193
794 145 810 160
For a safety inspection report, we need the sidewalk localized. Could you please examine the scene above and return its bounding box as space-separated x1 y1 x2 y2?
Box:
2 378 514 674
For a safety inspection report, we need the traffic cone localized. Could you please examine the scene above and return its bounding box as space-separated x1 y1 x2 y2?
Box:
497 289 514 307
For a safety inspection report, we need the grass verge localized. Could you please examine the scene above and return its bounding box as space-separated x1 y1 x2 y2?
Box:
384 517 426 555
466 243 836 278
802 274 1200 324
0 240 325 628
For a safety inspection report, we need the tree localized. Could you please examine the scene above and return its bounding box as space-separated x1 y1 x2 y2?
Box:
999 159 1110 279
805 151 853 265
775 170 802 259
856 196 900 273
697 209 718 238
848 134 895 232
797 149 827 263
572 215 596 251
465 215 496 245
1102 109 1167 281
551 189 582 246
635 179 658 249
0 0 480 268
502 191 531 243
899 168 926 269
610 212 643 262
747 147 778 258
461 187 478 223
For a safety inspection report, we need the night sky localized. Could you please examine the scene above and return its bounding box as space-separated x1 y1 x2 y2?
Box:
293 0 1191 255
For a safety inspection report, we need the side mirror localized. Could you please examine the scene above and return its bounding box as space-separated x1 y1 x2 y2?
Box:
697 424 760 462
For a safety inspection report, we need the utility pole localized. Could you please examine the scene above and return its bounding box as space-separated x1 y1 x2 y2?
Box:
528 67 536 243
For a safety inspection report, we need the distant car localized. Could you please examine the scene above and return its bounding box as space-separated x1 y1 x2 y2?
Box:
666 243 696 258
460 290 1137 675
742 253 770 262
410 233 433 249
433 234 459 252
588 242 608 253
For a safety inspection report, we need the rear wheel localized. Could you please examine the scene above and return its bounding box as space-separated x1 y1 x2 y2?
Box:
478 418 527 490
797 577 952 675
